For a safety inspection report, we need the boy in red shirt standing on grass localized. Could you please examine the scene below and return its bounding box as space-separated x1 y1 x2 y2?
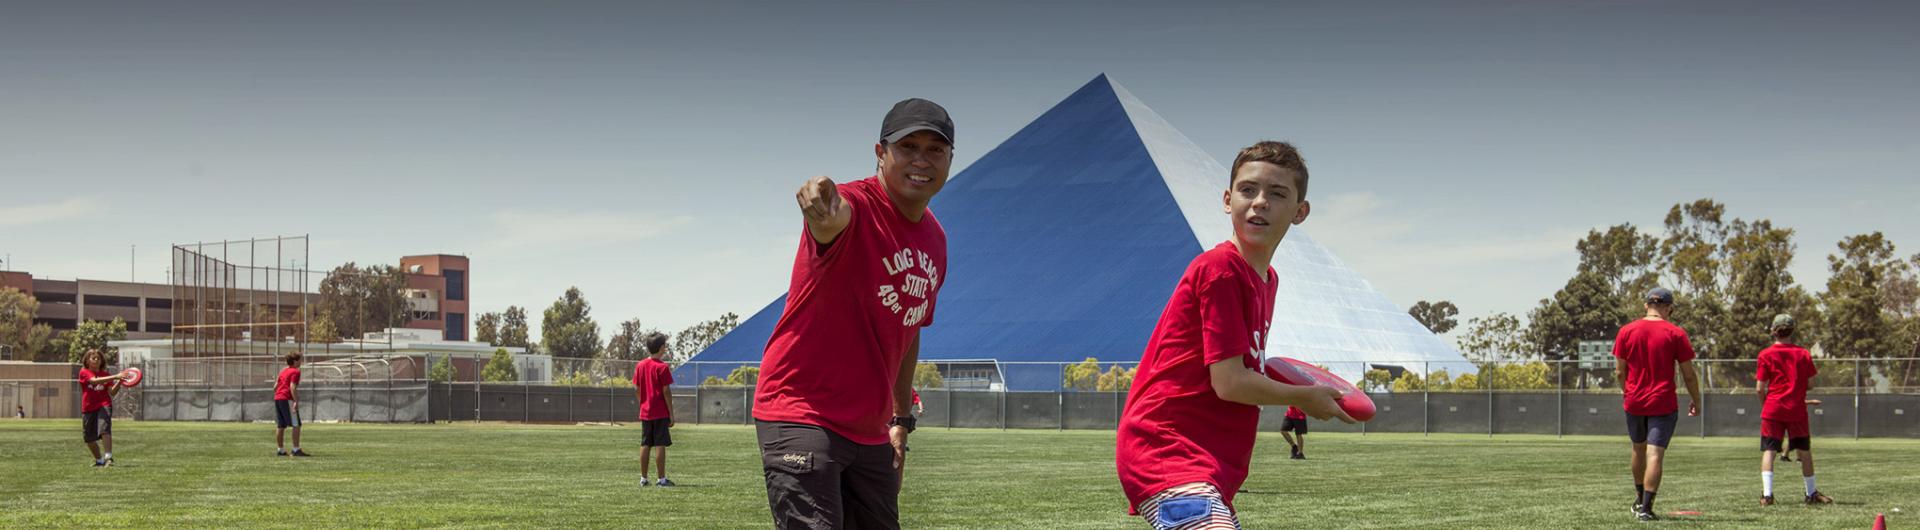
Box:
78 349 129 467
1116 141 1355 529
1280 406 1309 460
275 352 309 457
634 333 675 487
1755 314 1834 507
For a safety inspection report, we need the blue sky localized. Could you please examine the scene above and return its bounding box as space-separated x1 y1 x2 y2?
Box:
3 1 1916 341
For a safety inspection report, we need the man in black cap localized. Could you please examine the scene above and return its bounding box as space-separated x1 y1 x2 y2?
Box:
1610 286 1702 521
752 98 954 529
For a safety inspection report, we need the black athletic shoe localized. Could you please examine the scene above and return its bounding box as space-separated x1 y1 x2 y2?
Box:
1636 509 1660 522
1760 495 1775 506
92 460 106 467
276 450 288 456
1805 491 1833 505
291 449 311 457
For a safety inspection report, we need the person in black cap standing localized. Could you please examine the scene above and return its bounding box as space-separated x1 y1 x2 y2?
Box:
752 98 954 529
1609 286 1702 521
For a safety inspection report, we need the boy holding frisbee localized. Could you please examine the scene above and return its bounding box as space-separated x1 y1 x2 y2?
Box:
78 349 128 466
1117 141 1354 529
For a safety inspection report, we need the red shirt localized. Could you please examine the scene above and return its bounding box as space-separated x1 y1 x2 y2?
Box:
1285 406 1306 421
754 177 946 445
634 357 674 420
275 367 301 401
79 368 114 413
1757 343 1816 421
1116 242 1276 513
1610 319 1696 416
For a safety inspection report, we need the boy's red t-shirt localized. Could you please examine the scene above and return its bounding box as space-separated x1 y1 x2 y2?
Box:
1285 406 1306 421
1610 319 1696 416
753 176 947 445
1116 242 1276 513
634 357 674 421
79 368 114 413
1756 343 1817 422
275 367 301 401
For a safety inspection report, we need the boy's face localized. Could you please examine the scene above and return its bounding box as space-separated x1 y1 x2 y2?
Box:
873 130 953 209
1222 161 1310 250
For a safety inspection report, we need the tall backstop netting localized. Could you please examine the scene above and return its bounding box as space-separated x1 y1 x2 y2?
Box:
170 236 314 359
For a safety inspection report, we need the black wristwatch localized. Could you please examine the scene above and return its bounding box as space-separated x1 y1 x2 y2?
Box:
888 415 917 433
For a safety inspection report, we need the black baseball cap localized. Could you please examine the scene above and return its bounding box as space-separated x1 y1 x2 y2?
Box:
1646 287 1674 305
881 98 954 147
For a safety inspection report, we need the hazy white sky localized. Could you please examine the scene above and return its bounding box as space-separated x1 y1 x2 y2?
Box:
4 1 1916 342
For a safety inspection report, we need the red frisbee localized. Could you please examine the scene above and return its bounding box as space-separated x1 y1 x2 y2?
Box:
1262 357 1375 422
119 367 144 388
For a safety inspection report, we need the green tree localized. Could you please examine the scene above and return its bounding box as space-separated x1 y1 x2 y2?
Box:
670 312 741 363
1424 370 1455 391
474 312 501 346
1362 369 1396 393
315 263 411 340
307 309 341 343
719 365 759 386
1096 365 1136 392
1526 271 1624 362
913 363 945 389
499 306 532 349
1390 371 1426 393
482 348 519 382
1821 233 1903 359
1063 357 1101 391
604 318 661 361
430 355 456 383
1408 300 1460 334
541 287 601 359
1483 361 1554 390
1720 219 1820 363
0 287 55 362
61 318 129 365
1456 312 1528 364
1453 372 1480 390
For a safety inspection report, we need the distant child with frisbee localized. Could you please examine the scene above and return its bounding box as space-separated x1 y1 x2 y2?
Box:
78 349 128 466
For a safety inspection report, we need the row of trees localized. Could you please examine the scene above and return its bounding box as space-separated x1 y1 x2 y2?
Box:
0 288 133 364
467 286 741 364
1417 198 1920 388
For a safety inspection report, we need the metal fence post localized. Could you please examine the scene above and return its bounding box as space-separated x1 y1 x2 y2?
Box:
1058 390 1067 430
566 384 575 423
1000 390 1008 430
1487 363 1494 437
523 379 529 423
1556 360 1564 438
1854 358 1862 440
694 385 704 425
1422 361 1430 436
348 374 355 423
1701 362 1710 438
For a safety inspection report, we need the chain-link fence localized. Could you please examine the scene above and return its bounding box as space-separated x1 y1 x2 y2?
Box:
8 357 1919 439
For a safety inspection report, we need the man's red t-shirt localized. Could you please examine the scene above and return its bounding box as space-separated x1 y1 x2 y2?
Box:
1610 319 1696 416
634 357 674 421
1757 343 1817 422
1116 242 1276 514
79 368 114 413
1285 406 1306 421
753 176 947 445
275 367 301 401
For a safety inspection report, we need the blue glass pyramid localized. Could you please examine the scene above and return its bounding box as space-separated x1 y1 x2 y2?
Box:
684 75 1469 389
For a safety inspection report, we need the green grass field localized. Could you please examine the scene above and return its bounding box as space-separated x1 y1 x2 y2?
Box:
1 420 1913 529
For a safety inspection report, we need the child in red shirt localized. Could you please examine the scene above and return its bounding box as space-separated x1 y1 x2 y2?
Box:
1116 141 1354 529
1754 314 1833 506
78 349 129 466
274 352 309 457
633 333 675 487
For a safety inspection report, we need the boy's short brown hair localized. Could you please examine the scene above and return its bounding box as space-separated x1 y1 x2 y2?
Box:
286 351 304 366
643 333 669 356
1230 141 1309 199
